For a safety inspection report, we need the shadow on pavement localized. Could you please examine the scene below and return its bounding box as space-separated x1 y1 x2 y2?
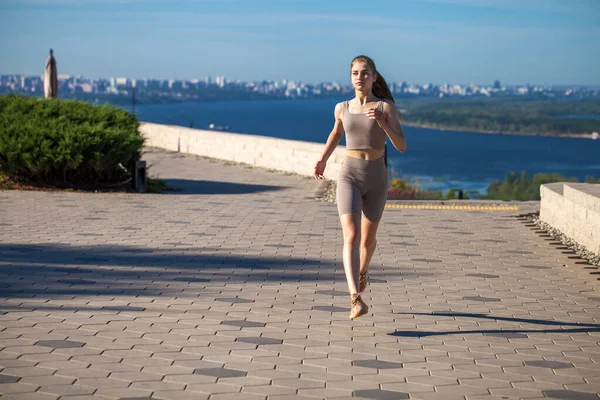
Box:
0 243 334 300
162 179 287 195
389 311 600 337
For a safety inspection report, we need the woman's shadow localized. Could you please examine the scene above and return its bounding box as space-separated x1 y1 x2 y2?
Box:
388 311 600 338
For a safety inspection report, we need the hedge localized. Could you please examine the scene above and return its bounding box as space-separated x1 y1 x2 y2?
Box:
0 95 144 187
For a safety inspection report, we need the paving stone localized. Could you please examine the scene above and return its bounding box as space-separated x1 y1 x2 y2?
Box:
95 387 153 398
298 387 354 397
0 382 40 394
37 384 95 396
0 367 57 377
54 267 94 273
0 394 60 400
185 383 241 394
542 390 600 400
0 374 21 383
312 306 348 312
172 277 210 283
55 368 109 379
237 337 283 345
35 340 86 349
193 368 247 378
483 332 529 338
56 279 96 285
462 296 502 302
210 393 265 400
466 273 500 278
151 392 210 400
118 398 155 400
214 298 254 304
19 375 75 387
222 320 265 328
130 380 186 391
76 377 131 389
352 360 404 369
380 382 435 393
269 377 323 389
354 389 409 399
524 360 574 369
314 290 348 296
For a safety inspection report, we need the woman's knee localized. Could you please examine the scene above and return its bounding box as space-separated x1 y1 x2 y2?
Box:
343 229 360 246
361 236 377 249
341 224 360 246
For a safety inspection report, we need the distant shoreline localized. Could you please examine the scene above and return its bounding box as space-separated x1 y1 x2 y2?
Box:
34 93 594 139
402 122 597 139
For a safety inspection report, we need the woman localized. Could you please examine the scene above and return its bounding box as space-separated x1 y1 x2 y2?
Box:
314 55 407 319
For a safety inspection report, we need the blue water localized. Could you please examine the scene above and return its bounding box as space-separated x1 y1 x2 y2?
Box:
132 99 600 194
553 115 600 120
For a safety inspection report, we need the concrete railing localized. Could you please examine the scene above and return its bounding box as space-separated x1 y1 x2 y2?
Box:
540 182 600 254
139 122 346 180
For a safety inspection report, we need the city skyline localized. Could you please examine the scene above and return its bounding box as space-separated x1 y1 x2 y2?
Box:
5 72 597 102
1 0 598 85
4 72 600 91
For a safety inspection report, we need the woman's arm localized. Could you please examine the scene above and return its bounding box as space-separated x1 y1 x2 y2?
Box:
314 103 345 179
369 101 407 153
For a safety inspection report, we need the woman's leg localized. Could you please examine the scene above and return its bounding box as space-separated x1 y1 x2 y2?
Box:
340 212 362 295
360 159 389 292
337 158 369 319
359 216 380 292
341 212 368 319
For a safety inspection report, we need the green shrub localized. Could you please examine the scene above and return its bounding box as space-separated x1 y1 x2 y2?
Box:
0 95 144 187
481 171 599 201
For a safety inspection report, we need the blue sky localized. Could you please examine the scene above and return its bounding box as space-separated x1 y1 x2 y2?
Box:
1 0 598 85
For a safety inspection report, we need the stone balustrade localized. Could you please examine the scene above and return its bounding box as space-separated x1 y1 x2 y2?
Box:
139 122 346 180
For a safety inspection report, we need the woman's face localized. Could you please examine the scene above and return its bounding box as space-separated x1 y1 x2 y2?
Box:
351 61 376 91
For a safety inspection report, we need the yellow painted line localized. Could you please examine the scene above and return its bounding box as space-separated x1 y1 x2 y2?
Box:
385 204 519 211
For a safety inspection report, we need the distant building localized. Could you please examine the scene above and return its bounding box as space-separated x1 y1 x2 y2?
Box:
116 77 129 87
215 76 226 88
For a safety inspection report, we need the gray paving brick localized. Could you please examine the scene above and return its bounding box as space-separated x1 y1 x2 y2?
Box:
37 384 96 396
222 320 265 328
185 383 241 394
0 366 56 377
352 360 404 369
18 375 74 386
525 360 574 369
193 368 247 378
0 374 21 384
354 389 409 399
237 337 283 345
0 382 40 394
0 393 60 400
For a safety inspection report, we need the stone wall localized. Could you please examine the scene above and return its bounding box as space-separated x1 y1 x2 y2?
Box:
540 182 600 254
139 122 346 180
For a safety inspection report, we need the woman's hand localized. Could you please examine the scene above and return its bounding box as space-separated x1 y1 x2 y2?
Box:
366 107 384 127
314 160 326 179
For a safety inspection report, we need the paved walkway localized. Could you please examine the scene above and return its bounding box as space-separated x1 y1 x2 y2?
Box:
0 148 599 400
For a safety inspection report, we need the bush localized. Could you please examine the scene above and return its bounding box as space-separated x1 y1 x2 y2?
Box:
388 176 469 200
0 95 144 187
481 171 599 201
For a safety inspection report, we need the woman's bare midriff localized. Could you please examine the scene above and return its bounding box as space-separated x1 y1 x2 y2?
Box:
346 149 385 160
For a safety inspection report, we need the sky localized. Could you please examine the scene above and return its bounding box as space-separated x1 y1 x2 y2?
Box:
0 0 599 85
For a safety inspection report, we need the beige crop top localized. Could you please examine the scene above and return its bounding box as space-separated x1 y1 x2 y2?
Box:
341 100 387 150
